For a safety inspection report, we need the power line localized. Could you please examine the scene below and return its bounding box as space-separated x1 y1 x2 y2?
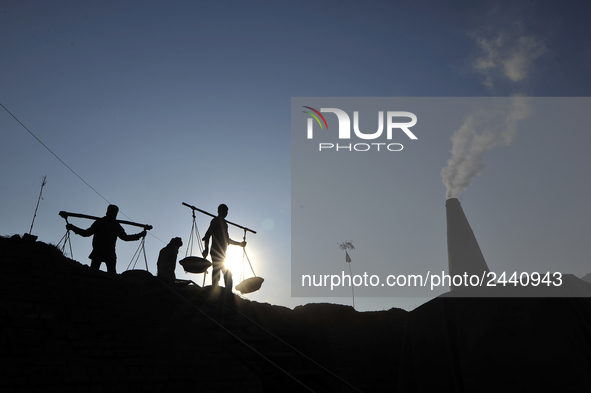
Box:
1 102 166 244
1 102 114 205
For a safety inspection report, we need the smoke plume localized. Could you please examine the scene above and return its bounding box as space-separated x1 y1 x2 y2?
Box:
442 24 544 199
441 97 531 199
471 29 546 90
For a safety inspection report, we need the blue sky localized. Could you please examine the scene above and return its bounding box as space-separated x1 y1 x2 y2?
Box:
1 1 590 311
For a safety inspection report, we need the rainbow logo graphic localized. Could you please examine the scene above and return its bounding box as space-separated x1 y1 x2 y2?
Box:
302 106 328 130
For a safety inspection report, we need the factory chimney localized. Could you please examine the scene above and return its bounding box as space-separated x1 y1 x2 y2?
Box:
446 198 490 290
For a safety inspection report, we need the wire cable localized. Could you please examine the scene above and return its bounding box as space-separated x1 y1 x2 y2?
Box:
1 102 166 244
1 102 114 205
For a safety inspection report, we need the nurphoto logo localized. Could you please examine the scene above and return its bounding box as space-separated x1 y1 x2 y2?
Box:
302 106 418 152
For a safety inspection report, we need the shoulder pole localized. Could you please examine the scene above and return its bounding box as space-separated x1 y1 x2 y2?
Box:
58 211 153 230
182 202 256 234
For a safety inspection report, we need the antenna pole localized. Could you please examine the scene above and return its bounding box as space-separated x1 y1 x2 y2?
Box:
29 175 47 235
348 259 355 309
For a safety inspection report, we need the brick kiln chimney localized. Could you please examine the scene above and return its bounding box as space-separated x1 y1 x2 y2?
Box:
446 198 490 290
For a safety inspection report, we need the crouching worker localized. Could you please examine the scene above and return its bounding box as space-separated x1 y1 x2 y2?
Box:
157 237 183 281
66 205 146 274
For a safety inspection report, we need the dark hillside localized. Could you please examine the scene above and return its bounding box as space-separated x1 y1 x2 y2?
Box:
3 234 591 392
398 287 591 392
0 235 261 391
0 235 407 392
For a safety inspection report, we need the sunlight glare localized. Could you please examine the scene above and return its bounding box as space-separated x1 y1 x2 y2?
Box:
224 246 246 282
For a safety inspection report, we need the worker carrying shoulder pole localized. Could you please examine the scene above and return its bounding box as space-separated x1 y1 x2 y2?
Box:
66 205 146 274
202 204 246 293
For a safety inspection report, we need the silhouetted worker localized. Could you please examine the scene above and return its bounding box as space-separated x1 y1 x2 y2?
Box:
157 237 183 281
202 204 246 292
66 205 146 273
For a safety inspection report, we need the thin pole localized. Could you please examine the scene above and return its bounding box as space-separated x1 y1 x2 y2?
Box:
29 175 47 234
348 259 355 309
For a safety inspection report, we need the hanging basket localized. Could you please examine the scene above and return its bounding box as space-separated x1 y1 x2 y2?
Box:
121 269 154 281
179 256 212 274
236 276 264 294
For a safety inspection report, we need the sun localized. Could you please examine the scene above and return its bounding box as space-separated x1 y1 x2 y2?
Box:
224 245 246 282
